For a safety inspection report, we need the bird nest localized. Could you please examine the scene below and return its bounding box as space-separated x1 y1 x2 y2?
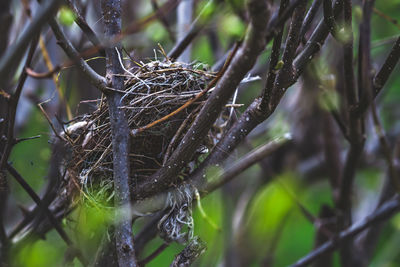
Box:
62 60 225 207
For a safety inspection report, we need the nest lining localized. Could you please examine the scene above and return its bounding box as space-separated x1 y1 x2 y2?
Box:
63 60 225 206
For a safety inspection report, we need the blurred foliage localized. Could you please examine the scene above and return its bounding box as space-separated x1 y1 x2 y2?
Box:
9 108 51 203
13 232 66 267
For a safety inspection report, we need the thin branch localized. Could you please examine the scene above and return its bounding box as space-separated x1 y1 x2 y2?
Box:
322 0 339 40
373 36 400 96
354 36 400 116
101 0 137 266
66 0 105 55
48 18 107 92
134 0 271 199
299 0 323 43
337 1 370 265
1 35 38 251
170 237 206 267
168 20 204 61
176 0 193 62
168 0 217 61
290 196 400 267
268 0 307 111
0 36 38 172
354 140 400 265
151 0 175 42
0 0 12 58
138 243 169 266
373 7 400 31
5 163 87 265
357 0 375 118
293 0 343 75
260 0 289 111
188 0 343 188
131 135 291 218
201 135 291 193
337 0 362 215
0 0 61 87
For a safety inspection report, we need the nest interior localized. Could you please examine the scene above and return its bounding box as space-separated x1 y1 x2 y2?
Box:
63 60 222 205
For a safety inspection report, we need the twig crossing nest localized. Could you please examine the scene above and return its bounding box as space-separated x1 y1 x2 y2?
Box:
63 60 224 206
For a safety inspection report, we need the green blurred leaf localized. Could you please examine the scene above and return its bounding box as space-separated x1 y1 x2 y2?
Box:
318 87 340 112
192 36 215 64
204 164 223 186
146 22 167 42
14 232 66 267
267 113 290 140
246 174 296 251
58 6 76 26
197 0 217 22
9 108 50 203
220 14 245 38
193 191 224 266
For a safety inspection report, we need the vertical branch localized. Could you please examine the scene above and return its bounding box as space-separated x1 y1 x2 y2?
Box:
0 0 12 58
260 0 289 111
337 0 361 215
0 35 39 262
357 0 375 113
177 0 194 62
337 0 370 266
101 0 137 266
268 0 308 110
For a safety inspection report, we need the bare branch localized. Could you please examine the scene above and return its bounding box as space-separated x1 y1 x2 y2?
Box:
66 0 104 55
0 36 39 171
260 0 289 110
49 19 107 92
290 196 400 267
299 0 323 42
101 0 137 266
268 0 307 110
170 237 206 267
374 36 400 91
0 0 13 58
354 36 400 116
0 0 61 87
135 0 271 199
131 135 291 218
176 0 193 62
5 163 87 265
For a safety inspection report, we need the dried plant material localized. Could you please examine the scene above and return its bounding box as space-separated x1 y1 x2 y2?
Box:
170 236 206 267
63 60 227 206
